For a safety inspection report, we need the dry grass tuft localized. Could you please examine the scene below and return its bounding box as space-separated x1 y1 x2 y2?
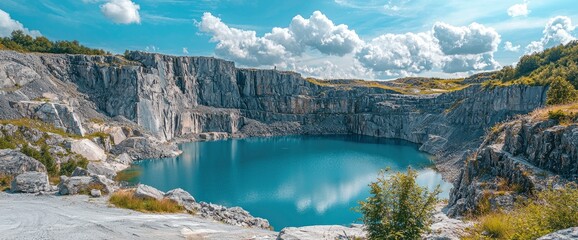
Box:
109 190 183 213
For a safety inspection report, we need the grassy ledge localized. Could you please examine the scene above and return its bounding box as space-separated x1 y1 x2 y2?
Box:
109 190 183 213
464 186 578 240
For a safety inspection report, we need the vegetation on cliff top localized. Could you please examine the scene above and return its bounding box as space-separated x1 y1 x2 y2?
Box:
485 41 578 105
358 168 440 240
0 30 108 55
305 77 469 95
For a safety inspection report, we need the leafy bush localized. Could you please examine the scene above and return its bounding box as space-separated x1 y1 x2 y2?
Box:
358 168 440 240
547 77 578 105
466 185 578 239
109 190 183 213
0 30 108 55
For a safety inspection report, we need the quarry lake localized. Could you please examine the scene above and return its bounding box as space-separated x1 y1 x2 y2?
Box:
128 135 452 229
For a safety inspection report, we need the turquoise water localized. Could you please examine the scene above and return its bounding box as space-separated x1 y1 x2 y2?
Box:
129 135 452 229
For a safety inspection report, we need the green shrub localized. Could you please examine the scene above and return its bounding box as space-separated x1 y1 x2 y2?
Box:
466 185 578 239
21 144 57 176
109 190 184 213
358 168 440 240
547 77 578 105
59 155 89 176
0 134 16 149
548 109 578 124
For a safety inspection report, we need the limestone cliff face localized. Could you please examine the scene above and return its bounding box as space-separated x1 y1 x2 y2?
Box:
447 115 578 216
0 50 548 177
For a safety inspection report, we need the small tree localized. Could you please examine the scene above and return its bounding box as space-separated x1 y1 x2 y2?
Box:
547 77 578 105
358 168 441 240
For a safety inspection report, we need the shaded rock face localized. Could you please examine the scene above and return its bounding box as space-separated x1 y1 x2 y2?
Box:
0 51 548 178
11 171 51 193
0 149 46 175
447 118 578 216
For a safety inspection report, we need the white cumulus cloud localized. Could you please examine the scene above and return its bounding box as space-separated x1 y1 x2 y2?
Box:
100 0 141 24
442 54 500 73
0 9 41 37
197 12 290 66
526 16 576 53
433 22 501 55
197 11 362 67
504 41 521 52
356 32 442 75
507 3 530 17
199 11 502 77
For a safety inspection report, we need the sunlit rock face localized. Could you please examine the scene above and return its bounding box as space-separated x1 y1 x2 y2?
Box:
0 50 548 179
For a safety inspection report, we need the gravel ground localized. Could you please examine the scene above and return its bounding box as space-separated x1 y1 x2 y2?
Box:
0 192 278 240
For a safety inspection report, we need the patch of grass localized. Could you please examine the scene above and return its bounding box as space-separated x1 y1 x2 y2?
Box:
109 190 183 213
0 134 17 149
0 174 13 191
78 182 108 195
0 118 77 138
89 118 106 124
465 185 578 239
85 131 112 142
530 103 578 122
32 97 51 102
548 109 578 125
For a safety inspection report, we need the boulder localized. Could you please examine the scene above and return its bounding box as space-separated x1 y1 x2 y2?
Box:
58 175 115 195
196 202 271 230
66 139 107 161
134 184 164 201
86 161 117 179
111 137 180 160
0 149 46 175
164 188 196 210
538 227 578 240
10 171 51 193
106 126 127 145
90 189 102 198
277 225 366 240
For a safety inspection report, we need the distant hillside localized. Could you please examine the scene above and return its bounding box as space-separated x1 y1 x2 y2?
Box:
487 41 578 104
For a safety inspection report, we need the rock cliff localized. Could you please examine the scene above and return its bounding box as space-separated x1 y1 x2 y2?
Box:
0 50 548 179
447 110 578 216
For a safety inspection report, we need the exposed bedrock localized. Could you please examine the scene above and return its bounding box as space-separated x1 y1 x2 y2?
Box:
0 51 548 179
447 116 578 216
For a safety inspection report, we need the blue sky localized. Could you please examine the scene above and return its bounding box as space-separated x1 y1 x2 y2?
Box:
0 0 576 79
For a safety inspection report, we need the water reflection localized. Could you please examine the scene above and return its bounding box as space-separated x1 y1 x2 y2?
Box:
130 135 452 229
